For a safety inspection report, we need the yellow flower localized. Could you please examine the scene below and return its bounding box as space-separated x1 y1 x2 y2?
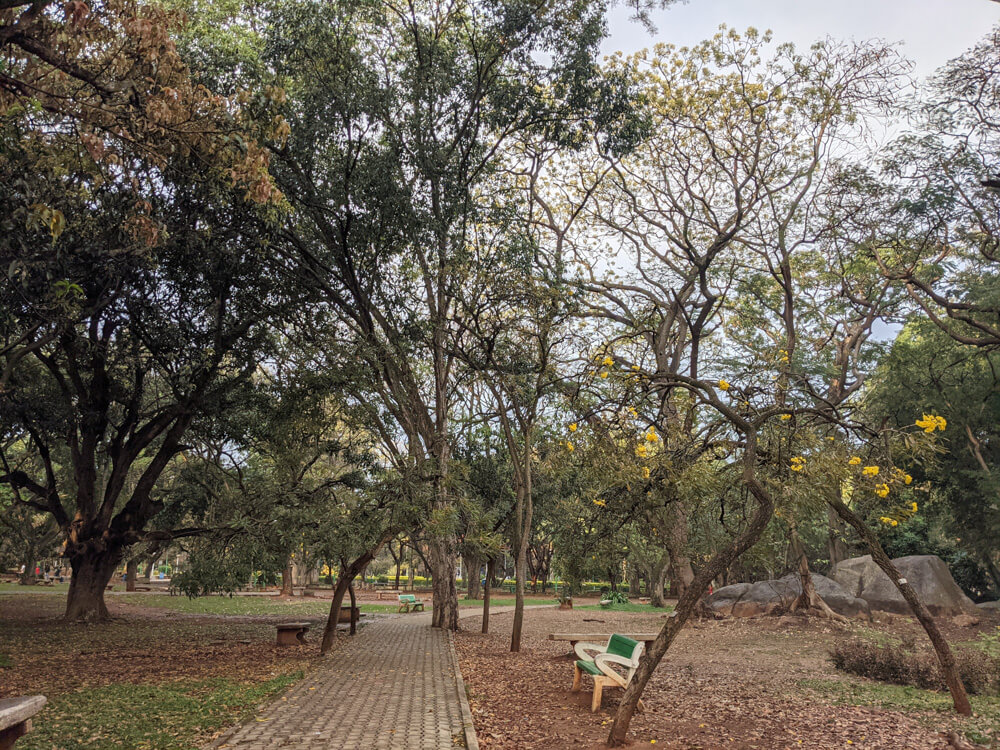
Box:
631 365 640 371
569 423 578 432
875 483 890 498
566 441 574 452
904 474 913 485
790 456 806 472
891 519 898 527
645 430 658 442
911 501 918 512
635 444 648 458
602 356 614 367
780 414 791 421
641 467 651 479
862 466 879 477
915 413 947 433
718 379 730 391
879 516 893 525
593 499 606 507
600 371 609 379
848 456 861 466
628 407 638 417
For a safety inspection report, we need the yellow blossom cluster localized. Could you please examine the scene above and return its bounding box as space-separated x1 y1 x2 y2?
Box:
915 414 947 433
565 441 574 453
635 443 648 458
790 456 806 472
641 467 651 479
569 422 578 432
862 465 879 477
718 379 730 391
780 414 791 421
879 516 899 527
848 456 861 466
875 483 890 498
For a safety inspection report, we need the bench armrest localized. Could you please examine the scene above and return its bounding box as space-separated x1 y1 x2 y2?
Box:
573 642 607 662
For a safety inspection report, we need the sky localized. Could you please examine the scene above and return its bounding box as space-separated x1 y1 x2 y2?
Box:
604 0 999 79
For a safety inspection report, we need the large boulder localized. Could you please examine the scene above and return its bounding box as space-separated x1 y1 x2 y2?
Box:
977 600 1000 612
832 554 977 616
704 573 870 619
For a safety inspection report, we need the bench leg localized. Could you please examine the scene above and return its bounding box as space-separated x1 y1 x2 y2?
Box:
296 629 308 644
591 678 604 712
571 665 582 692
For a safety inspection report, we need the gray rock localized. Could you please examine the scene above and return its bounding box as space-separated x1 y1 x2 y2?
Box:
977 600 1000 611
704 573 870 619
832 554 978 616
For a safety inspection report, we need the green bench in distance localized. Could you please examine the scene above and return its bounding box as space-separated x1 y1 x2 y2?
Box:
571 633 646 713
397 593 425 613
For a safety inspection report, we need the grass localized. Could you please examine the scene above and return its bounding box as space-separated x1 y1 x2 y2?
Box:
577 602 673 613
0 581 69 593
115 593 398 616
459 597 554 608
801 677 1000 745
18 673 301 750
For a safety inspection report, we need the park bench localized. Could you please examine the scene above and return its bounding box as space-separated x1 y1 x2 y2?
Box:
397 594 424 613
0 695 46 749
548 633 659 651
570 634 646 713
275 622 310 646
376 589 401 600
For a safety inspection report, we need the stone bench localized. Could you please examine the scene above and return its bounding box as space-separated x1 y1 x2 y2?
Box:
276 622 310 646
0 696 46 749
548 633 660 650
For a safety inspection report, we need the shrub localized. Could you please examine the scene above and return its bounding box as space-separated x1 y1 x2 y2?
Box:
832 638 1000 696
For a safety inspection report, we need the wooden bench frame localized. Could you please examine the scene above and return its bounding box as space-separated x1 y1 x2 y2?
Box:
275 622 310 646
0 696 46 750
397 594 424 613
548 633 660 650
570 635 646 713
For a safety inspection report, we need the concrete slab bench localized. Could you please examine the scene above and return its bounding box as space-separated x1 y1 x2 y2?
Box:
276 622 310 646
548 633 660 650
0 695 46 749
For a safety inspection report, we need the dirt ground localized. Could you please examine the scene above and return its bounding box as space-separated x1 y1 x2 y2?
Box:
454 604 1000 750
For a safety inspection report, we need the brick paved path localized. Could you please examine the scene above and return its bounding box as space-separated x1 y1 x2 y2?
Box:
211 614 469 750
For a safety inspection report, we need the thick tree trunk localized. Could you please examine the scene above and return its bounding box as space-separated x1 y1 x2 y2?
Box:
65 549 121 621
320 574 351 654
18 556 36 585
429 537 459 630
608 474 775 746
827 498 972 716
280 557 294 597
482 557 494 634
125 559 137 592
649 553 671 608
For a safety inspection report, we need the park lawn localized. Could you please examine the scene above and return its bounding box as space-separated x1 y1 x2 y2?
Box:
114 593 398 616
459 596 555 608
17 673 301 750
0 594 320 749
0 581 69 593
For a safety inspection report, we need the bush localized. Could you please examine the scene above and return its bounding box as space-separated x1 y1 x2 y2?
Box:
832 638 1000 696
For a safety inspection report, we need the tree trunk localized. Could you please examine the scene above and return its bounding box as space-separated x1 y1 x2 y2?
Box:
826 505 848 570
65 549 121 621
393 542 402 590
629 566 640 598
429 537 459 630
19 556 36 585
826 498 972 716
511 473 533 651
125 558 137 592
649 553 671 608
464 553 482 600
482 557 494 634
788 522 847 622
608 474 775 746
664 502 694 597
348 580 358 636
280 557 294 597
320 573 351 654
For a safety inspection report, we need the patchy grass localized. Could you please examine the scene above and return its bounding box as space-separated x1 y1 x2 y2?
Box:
800 677 1000 745
114 593 397 616
459 597 555 608
577 602 672 613
0 582 69 593
18 673 300 750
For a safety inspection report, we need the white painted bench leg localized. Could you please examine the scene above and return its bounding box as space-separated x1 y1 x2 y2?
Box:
591 678 604 712
571 665 582 692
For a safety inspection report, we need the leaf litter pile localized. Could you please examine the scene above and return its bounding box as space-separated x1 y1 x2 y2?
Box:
454 605 999 749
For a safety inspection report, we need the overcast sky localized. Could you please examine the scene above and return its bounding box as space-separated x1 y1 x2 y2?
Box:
604 0 999 78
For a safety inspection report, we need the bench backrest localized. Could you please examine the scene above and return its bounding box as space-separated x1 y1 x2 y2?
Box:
607 634 643 664
399 594 415 603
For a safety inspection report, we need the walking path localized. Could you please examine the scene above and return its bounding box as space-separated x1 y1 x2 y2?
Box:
210 604 545 750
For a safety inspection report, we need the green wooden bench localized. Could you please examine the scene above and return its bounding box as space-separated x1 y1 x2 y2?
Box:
571 633 646 712
397 593 424 613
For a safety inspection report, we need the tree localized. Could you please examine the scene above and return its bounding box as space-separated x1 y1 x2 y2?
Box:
0 103 296 619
